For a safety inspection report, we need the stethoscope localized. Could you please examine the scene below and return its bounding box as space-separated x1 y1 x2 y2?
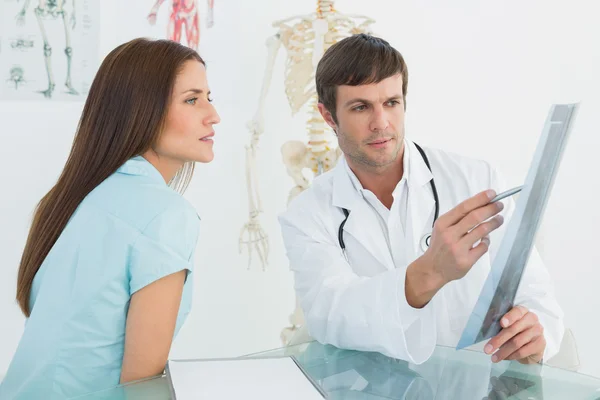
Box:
338 142 440 258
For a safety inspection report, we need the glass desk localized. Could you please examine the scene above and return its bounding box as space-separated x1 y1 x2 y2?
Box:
73 342 600 399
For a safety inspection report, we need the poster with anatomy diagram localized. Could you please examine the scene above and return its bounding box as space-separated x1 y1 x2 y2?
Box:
0 0 100 101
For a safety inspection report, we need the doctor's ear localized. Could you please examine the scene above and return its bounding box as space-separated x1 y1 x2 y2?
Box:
317 102 338 132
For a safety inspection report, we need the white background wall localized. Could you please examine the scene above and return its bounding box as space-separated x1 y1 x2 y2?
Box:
1 0 598 379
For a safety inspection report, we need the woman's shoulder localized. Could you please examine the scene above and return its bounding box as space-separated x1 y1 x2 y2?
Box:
83 172 200 236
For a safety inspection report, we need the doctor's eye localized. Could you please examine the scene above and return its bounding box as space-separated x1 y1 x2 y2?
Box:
352 104 367 112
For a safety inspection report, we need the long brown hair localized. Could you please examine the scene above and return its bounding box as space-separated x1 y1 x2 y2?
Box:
16 38 204 316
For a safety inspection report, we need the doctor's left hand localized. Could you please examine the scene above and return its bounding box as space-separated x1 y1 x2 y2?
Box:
484 305 546 364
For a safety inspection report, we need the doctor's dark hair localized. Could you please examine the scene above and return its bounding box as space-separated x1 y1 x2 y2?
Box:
316 33 408 123
16 38 204 317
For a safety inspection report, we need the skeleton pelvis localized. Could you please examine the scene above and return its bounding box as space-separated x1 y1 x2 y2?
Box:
281 140 341 182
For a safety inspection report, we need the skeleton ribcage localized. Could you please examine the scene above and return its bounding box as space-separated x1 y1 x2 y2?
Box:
278 13 374 115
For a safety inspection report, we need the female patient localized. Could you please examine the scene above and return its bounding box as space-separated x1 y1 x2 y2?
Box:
0 38 219 399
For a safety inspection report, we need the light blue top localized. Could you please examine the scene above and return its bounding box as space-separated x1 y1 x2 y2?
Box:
0 156 200 400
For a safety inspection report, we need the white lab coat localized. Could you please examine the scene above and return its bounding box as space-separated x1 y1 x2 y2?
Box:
278 140 564 365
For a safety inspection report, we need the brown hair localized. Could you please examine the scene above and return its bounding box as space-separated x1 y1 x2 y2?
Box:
16 38 204 316
316 33 409 123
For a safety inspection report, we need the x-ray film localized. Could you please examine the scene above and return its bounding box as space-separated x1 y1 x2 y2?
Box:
457 103 580 350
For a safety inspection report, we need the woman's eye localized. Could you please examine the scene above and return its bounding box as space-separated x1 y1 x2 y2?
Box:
186 97 197 105
208 97 213 103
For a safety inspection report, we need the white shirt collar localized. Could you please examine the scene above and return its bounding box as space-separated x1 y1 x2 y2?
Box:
344 139 411 196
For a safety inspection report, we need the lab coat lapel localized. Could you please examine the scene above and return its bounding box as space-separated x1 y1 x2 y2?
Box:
332 158 395 270
407 142 436 258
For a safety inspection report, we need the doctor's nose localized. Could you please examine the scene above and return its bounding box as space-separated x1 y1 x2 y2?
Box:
369 108 389 132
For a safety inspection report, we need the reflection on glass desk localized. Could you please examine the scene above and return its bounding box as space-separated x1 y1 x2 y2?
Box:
73 342 600 399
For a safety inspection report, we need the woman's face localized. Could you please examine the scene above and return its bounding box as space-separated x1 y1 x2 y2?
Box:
155 60 220 164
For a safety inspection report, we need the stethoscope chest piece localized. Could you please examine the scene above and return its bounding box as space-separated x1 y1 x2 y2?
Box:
420 233 432 253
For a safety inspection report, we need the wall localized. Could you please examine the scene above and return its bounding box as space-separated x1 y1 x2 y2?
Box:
1 0 598 378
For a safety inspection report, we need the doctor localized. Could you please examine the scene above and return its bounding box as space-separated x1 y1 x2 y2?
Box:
279 34 564 365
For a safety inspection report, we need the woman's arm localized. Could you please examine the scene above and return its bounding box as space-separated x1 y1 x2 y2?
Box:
120 270 186 384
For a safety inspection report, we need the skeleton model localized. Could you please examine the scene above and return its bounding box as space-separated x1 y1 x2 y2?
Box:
147 0 215 50
16 0 78 98
238 0 374 344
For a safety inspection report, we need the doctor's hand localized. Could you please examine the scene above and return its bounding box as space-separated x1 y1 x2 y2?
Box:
425 190 504 282
484 306 546 364
406 190 505 308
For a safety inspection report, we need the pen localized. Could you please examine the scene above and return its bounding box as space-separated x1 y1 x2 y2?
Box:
490 185 523 203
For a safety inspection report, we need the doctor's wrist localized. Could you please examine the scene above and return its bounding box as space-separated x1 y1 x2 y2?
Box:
405 258 445 309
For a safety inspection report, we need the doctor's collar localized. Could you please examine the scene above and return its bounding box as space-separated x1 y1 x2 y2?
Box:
343 140 411 196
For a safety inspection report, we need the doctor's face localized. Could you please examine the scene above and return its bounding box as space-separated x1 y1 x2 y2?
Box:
319 73 406 170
